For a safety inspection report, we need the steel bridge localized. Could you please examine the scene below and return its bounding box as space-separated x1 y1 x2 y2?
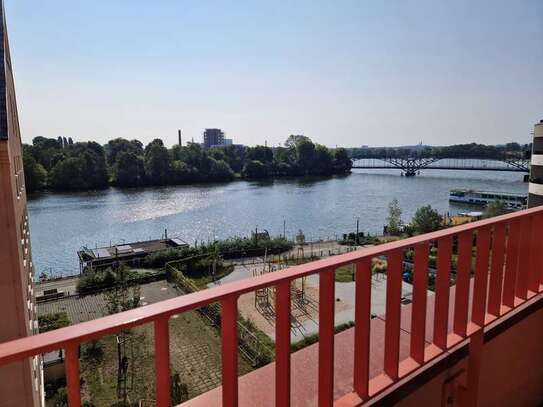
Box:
351 157 529 176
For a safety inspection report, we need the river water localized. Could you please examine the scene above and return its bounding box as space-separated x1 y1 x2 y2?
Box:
27 169 528 276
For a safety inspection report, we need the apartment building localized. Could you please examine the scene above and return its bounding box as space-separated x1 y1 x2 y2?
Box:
0 3 42 406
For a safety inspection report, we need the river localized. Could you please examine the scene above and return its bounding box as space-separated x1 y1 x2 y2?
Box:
27 169 528 276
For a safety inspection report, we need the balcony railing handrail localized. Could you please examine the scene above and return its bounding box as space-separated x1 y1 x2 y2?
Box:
1 204 543 406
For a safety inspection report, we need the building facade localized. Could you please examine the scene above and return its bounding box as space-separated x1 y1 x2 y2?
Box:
528 119 543 208
203 128 224 148
0 3 42 406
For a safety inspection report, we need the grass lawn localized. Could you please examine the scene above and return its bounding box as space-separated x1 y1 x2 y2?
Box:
335 264 355 282
79 310 253 405
188 264 234 289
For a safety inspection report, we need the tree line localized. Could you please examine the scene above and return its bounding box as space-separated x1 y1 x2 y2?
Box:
22 134 352 192
350 142 531 160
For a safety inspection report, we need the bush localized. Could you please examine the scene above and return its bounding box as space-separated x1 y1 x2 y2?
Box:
338 233 379 246
76 269 116 293
76 267 157 294
143 247 192 268
38 312 70 333
199 236 293 259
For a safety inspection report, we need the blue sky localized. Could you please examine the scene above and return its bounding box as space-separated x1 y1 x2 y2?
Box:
6 0 543 148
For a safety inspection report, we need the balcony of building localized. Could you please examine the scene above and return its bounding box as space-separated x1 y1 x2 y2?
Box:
1 206 543 406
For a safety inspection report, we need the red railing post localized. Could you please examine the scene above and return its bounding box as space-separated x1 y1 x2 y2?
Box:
433 236 452 349
65 342 81 407
319 269 335 407
275 281 291 407
384 250 403 379
528 214 542 293
353 258 371 399
410 242 429 364
538 215 543 289
502 219 520 307
453 231 473 337
472 226 491 326
222 296 239 407
154 316 171 407
516 216 532 300
488 223 506 316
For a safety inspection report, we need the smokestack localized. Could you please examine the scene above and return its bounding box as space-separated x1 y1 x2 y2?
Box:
178 129 182 146
528 119 543 208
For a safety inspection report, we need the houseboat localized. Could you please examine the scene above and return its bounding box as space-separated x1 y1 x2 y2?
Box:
77 234 188 273
449 189 527 209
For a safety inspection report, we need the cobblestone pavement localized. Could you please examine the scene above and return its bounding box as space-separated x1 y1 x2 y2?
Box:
38 280 252 400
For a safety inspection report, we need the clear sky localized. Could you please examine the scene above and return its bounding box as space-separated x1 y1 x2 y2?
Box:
6 0 543 148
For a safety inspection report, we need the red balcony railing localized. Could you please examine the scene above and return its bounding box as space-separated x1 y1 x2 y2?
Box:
1 206 543 406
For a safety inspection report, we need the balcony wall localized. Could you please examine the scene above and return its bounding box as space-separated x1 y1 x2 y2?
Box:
378 296 543 407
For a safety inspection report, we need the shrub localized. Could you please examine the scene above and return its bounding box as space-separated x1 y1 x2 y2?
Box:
143 247 192 268
38 312 70 333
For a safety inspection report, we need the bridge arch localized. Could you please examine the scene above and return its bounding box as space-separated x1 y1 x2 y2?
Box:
350 157 529 176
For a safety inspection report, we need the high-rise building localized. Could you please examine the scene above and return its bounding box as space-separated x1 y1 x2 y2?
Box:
203 128 224 148
528 119 543 208
0 3 42 406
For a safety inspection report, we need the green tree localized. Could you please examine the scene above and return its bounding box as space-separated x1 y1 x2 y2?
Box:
170 160 198 184
333 148 352 172
387 199 402 235
285 134 310 148
313 144 333 174
296 139 316 173
49 157 85 190
106 138 143 166
484 201 508 218
22 147 47 192
30 137 62 170
104 266 141 315
242 160 268 179
208 159 235 181
144 141 170 185
113 151 145 187
48 142 108 190
246 145 273 164
412 205 443 234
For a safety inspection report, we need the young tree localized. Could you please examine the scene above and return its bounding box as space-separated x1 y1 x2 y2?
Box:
412 205 443 234
387 199 403 235
104 266 141 315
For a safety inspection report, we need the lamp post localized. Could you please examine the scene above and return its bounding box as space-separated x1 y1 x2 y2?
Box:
356 217 360 245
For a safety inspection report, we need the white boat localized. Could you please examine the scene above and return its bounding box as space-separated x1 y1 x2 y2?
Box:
449 189 527 209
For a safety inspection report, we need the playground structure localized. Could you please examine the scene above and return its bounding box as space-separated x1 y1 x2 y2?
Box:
252 252 318 335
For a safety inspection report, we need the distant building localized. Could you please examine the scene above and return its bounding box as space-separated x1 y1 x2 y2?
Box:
203 128 224 149
0 2 43 405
